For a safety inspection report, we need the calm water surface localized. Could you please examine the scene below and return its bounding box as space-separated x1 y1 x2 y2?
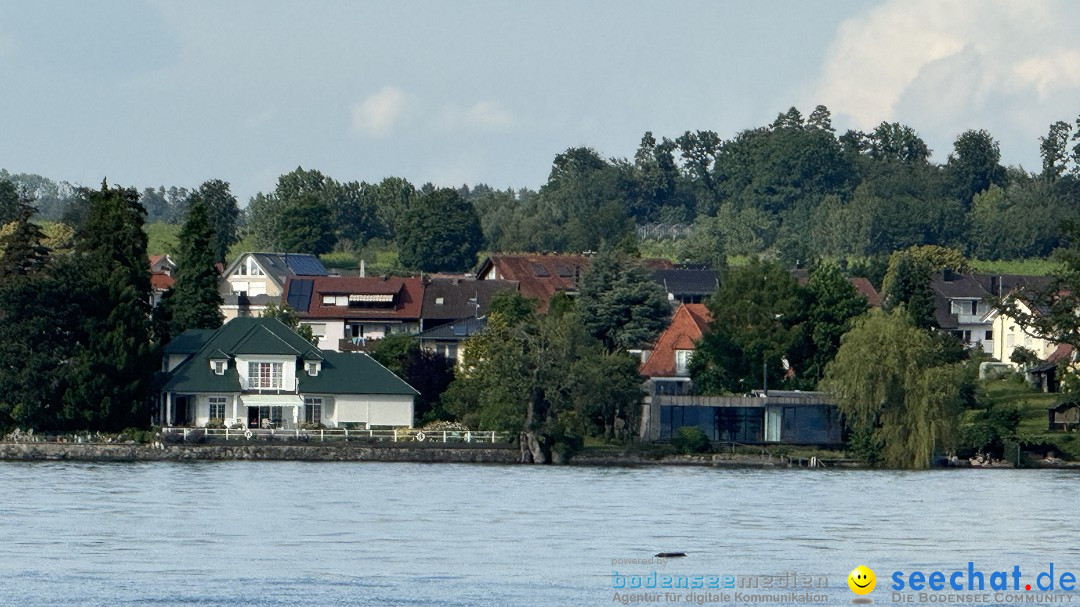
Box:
0 462 1076 606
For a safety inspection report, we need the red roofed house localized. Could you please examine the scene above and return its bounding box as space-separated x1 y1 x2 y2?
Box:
284 276 424 352
150 254 177 306
476 254 674 313
476 254 587 313
639 303 712 396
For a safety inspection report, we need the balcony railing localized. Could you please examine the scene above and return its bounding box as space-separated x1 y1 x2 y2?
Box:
239 378 299 393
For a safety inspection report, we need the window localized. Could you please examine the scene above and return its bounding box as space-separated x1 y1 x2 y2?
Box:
444 344 458 361
435 297 444 305
306 361 320 376
249 282 266 296
970 300 978 315
675 350 692 375
208 396 227 420
211 360 226 375
306 323 326 338
232 281 249 295
1006 333 1015 348
985 330 993 340
236 263 247 276
305 397 323 426
248 261 263 276
322 294 336 305
248 362 283 389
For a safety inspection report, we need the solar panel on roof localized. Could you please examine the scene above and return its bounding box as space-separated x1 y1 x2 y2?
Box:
530 263 550 277
285 255 328 276
555 264 573 277
286 279 314 311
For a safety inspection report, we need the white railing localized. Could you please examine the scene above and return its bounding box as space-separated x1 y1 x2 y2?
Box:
162 427 509 444
238 378 300 392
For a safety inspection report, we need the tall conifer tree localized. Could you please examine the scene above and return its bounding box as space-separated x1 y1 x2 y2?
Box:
63 182 156 430
170 192 223 337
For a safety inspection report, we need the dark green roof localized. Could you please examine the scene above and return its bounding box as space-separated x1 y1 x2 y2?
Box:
163 329 215 355
300 352 418 395
163 317 416 397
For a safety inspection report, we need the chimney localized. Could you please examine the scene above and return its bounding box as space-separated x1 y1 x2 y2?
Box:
359 259 366 278
943 269 955 282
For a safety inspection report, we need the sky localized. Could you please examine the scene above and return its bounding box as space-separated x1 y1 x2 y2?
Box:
2 0 1080 204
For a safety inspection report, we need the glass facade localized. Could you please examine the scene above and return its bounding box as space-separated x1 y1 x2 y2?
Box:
659 406 763 443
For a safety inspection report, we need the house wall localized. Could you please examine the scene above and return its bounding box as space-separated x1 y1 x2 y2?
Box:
302 321 343 351
191 393 242 427
993 311 1056 366
333 394 414 428
224 255 279 297
235 355 298 391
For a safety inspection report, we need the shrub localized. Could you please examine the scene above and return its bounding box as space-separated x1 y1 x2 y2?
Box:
670 427 711 454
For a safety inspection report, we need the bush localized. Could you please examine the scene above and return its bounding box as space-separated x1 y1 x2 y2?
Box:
205 418 225 429
670 427 712 454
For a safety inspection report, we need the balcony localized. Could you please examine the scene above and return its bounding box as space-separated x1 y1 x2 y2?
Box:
239 378 299 393
339 338 376 353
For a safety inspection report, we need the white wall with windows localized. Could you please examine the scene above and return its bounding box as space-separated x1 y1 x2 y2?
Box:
235 355 296 391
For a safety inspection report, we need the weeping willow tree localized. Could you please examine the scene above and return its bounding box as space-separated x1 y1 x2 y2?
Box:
822 308 970 468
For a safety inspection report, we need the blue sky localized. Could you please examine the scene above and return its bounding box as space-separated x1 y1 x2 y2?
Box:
2 0 1079 203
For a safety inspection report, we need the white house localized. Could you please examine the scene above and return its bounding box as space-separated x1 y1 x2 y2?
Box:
161 317 417 429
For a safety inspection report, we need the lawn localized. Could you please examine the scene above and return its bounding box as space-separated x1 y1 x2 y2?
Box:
979 376 1080 459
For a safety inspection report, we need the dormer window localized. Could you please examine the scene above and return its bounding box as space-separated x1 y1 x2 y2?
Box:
211 360 227 375
435 297 444 305
306 361 321 376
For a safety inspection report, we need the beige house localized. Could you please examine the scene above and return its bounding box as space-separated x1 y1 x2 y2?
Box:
987 298 1059 366
219 253 328 320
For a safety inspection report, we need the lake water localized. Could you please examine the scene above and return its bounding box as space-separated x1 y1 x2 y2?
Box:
0 462 1077 606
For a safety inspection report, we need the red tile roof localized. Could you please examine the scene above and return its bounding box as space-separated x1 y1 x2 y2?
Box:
290 276 424 320
151 273 174 291
477 254 674 313
849 277 882 308
639 303 711 378
477 255 588 313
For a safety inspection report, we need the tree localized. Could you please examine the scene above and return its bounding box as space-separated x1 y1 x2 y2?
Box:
803 262 868 382
691 259 808 394
946 129 1006 209
0 179 20 225
245 168 336 254
868 122 931 164
396 188 483 272
261 302 315 344
576 247 671 351
1040 120 1072 181
881 245 969 330
370 334 455 424
169 191 224 339
677 215 728 271
197 180 240 263
329 180 379 251
63 182 156 430
0 195 49 279
822 309 971 468
443 308 643 462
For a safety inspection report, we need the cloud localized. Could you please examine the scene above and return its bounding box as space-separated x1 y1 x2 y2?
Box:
439 100 515 132
813 0 1080 130
351 86 407 136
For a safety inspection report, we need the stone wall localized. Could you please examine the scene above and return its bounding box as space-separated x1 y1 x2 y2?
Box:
0 442 520 463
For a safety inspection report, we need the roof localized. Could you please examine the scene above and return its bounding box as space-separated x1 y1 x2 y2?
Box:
639 303 710 378
476 254 587 312
652 269 718 298
849 277 882 308
223 252 328 289
300 351 418 395
285 276 424 320
151 273 175 291
476 254 673 313
420 277 519 321
163 317 416 396
415 316 488 341
163 329 215 355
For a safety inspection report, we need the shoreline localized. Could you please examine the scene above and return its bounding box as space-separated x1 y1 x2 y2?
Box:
1 442 1076 468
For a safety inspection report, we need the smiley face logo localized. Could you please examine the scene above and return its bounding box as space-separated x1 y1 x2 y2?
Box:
848 565 876 595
